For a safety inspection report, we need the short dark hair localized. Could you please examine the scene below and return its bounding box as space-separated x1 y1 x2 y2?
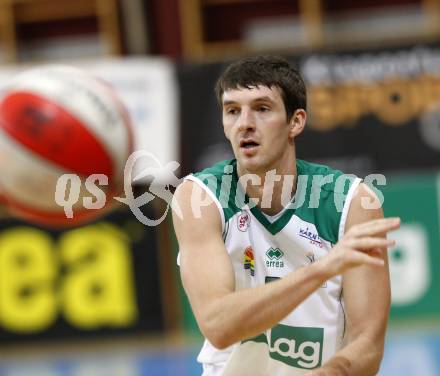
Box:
215 55 307 120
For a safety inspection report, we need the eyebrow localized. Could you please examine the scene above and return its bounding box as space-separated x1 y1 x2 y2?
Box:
223 96 275 106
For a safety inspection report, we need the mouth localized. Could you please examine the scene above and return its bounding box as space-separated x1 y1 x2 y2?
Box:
239 139 260 155
240 139 260 149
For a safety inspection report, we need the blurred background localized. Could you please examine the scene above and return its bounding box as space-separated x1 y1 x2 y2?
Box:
0 0 440 375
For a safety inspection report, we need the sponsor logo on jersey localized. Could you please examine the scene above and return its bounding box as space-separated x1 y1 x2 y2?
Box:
266 247 284 268
244 246 255 276
299 227 323 247
269 324 323 369
237 210 251 232
243 324 323 369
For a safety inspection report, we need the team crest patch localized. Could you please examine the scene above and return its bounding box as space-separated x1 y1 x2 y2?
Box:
244 246 255 276
237 210 251 232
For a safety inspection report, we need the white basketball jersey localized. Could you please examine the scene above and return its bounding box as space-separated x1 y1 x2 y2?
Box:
183 159 361 376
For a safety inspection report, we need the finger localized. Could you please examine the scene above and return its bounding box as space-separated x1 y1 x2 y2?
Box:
351 217 400 234
347 249 385 268
367 247 383 257
349 217 400 238
346 237 395 250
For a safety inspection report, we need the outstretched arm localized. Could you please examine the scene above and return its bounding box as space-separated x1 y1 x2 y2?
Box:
306 183 396 376
173 181 398 350
174 180 332 349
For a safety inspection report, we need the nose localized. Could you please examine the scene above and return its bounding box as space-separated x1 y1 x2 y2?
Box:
237 108 255 132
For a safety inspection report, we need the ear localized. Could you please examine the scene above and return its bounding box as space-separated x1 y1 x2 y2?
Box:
288 109 306 140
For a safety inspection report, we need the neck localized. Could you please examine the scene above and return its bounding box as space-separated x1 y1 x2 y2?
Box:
237 151 298 215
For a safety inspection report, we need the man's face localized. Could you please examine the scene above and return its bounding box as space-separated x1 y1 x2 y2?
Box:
222 85 292 173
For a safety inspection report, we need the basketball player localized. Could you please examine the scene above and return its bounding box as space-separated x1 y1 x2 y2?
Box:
172 56 400 375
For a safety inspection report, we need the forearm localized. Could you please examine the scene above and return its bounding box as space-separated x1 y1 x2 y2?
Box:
201 262 330 348
309 335 385 376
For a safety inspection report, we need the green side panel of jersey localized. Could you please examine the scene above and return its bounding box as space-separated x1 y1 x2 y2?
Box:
294 159 357 244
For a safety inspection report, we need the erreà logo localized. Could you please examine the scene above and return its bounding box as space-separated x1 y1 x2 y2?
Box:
266 247 284 268
266 247 283 260
269 324 323 369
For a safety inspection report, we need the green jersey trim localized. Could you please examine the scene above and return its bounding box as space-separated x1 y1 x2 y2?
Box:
193 159 243 222
338 177 362 240
249 202 298 236
184 174 227 235
192 159 360 244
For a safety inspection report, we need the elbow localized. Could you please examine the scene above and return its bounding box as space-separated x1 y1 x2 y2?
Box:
203 327 233 350
196 301 238 350
372 345 385 373
199 321 234 350
209 334 232 350
366 350 383 376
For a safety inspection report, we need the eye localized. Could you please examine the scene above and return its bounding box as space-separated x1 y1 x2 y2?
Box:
226 107 239 115
258 106 270 112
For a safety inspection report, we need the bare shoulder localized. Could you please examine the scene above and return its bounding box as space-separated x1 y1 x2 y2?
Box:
173 179 217 209
172 179 223 239
346 182 384 227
